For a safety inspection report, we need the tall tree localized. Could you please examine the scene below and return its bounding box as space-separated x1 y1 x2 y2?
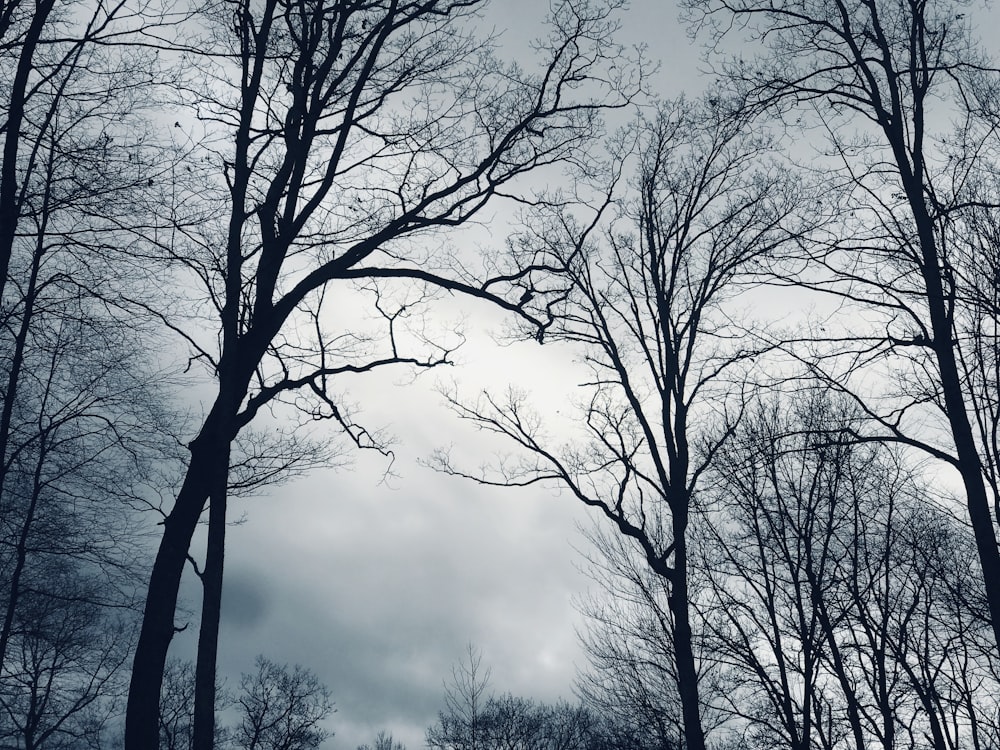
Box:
426 644 493 750
683 0 1000 655
123 2 639 747
578 387 1000 749
435 96 803 750
0 0 181 745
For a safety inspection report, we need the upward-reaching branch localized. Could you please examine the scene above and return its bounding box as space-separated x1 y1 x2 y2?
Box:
124 2 641 748
433 95 805 750
684 0 1000 655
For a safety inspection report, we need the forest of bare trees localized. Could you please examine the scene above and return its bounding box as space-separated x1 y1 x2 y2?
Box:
3 0 1000 747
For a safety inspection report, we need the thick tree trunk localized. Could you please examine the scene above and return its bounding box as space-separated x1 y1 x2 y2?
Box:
124 432 223 750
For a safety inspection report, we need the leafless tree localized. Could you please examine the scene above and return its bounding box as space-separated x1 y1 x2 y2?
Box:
427 644 493 750
0 2 189 747
0 312 172 749
682 0 1000 657
434 94 803 750
426 646 598 750
0 568 133 750
0 0 173 301
159 660 197 750
574 528 688 750
357 730 407 750
158 659 233 750
121 2 640 746
698 389 999 750
233 656 333 750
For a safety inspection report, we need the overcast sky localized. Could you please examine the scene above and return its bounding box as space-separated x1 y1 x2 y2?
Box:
156 0 1000 747
166 3 706 749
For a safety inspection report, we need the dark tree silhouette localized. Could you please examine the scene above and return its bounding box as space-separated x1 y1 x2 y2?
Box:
702 391 998 749
426 646 599 750
357 730 407 750
123 2 639 747
0 0 181 745
574 528 697 750
233 657 333 750
683 0 1000 657
435 94 803 750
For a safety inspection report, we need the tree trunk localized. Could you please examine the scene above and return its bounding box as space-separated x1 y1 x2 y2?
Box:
192 451 230 750
0 431 46 670
0 0 55 302
0 235 43 666
124 431 223 750
908 193 1000 654
668 507 706 750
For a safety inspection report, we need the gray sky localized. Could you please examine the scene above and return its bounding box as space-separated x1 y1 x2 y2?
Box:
177 330 611 749
168 3 702 749
161 0 1000 747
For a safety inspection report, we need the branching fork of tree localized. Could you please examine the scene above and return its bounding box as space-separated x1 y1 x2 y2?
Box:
116 1 640 748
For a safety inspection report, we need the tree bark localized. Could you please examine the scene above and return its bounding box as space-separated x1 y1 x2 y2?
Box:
124 426 226 750
668 505 706 750
192 451 230 750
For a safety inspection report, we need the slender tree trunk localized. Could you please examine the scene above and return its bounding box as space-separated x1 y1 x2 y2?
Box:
192 450 230 750
813 601 867 750
0 430 47 671
907 193 1000 654
668 505 706 750
0 238 42 666
0 0 56 302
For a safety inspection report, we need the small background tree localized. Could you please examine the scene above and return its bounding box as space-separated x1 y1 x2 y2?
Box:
234 656 334 750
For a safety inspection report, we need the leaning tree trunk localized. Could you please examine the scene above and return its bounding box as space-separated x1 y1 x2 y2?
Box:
905 175 1000 655
124 419 230 750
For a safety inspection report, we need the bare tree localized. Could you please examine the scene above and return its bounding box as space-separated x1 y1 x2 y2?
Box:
0 206 171 750
233 656 333 750
574 528 695 750
159 660 196 750
0 2 189 747
357 730 407 750
702 393 898 750
573 386 1000 749
0 0 169 300
427 644 493 750
122 2 639 746
682 0 1000 656
435 95 802 750
0 569 133 750
698 389 1000 750
158 659 233 750
427 647 598 750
